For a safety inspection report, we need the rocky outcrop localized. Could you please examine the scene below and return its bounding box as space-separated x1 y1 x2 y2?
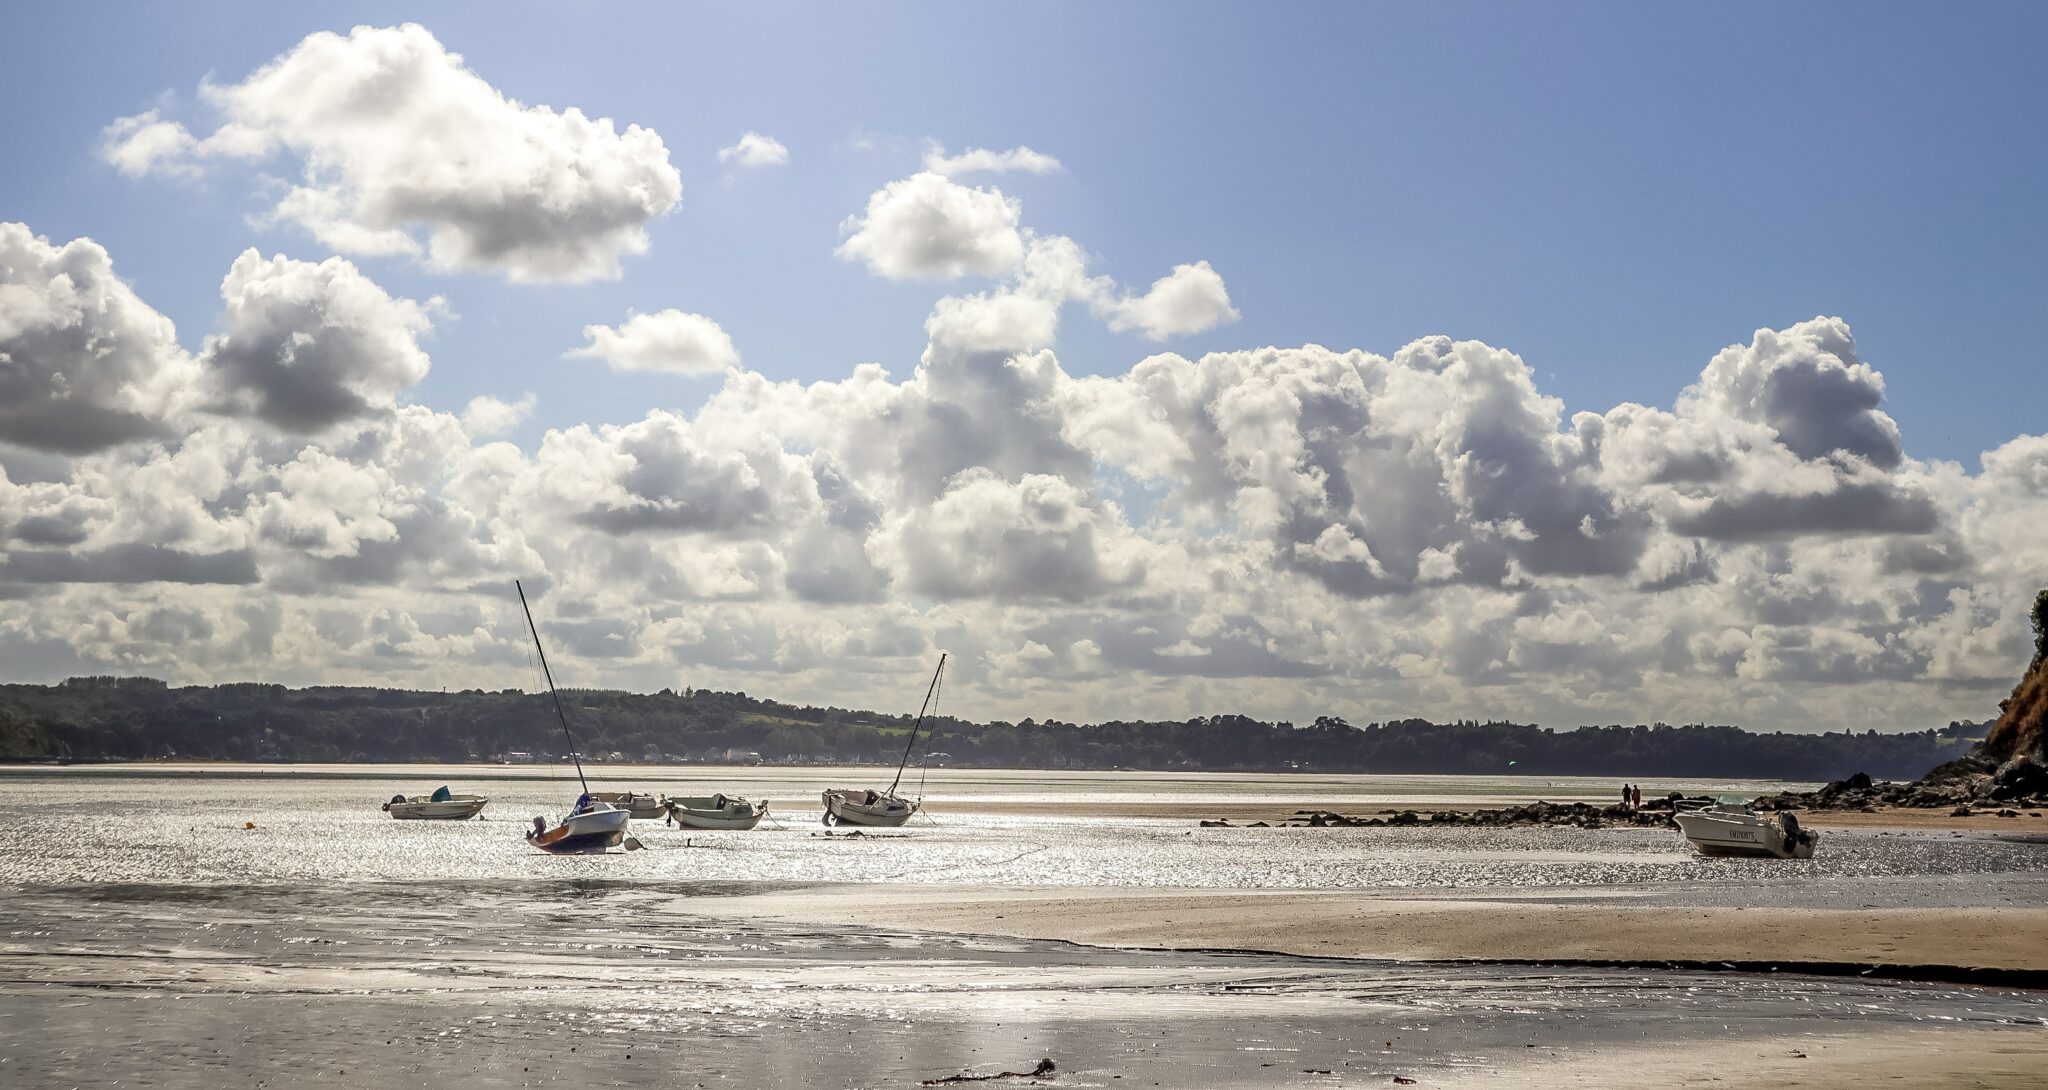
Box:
1756 755 2048 814
1765 590 2048 814
1984 589 2048 763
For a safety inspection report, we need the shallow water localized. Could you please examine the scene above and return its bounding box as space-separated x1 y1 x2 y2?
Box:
4 766 2044 1088
0 767 2039 899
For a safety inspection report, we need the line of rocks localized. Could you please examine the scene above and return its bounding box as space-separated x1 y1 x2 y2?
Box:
1199 799 1703 830
1752 754 2048 817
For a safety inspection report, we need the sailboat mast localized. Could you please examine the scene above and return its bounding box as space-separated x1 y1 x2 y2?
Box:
515 579 589 795
889 653 946 796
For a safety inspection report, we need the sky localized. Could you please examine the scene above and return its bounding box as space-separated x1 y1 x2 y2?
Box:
1 3 2044 732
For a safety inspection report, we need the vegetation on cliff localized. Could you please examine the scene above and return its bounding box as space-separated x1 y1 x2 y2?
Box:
1984 588 2048 762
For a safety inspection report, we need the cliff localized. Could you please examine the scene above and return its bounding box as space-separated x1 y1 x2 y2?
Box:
1983 589 2048 762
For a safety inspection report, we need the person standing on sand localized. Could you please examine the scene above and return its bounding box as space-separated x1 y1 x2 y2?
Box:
1621 783 1634 810
1632 785 1642 809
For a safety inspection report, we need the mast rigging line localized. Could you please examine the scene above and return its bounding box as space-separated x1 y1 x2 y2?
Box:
889 653 947 797
515 579 589 796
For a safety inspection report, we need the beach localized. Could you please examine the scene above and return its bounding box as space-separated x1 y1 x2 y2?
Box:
2 764 2043 1087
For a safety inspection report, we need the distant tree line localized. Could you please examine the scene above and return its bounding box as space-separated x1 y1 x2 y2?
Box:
0 678 1974 780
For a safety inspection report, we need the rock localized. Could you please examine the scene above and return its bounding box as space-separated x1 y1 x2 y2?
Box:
1990 757 2048 800
1951 806 1974 817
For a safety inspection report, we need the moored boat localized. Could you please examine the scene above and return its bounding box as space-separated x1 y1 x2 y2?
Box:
587 791 665 820
663 793 768 830
1674 798 1819 859
526 794 631 853
821 653 946 827
382 786 488 820
511 580 637 855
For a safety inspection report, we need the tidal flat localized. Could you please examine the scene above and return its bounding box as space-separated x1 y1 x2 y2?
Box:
3 766 2044 1088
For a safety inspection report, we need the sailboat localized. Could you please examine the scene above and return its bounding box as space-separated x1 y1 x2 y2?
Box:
821 653 945 827
514 580 632 854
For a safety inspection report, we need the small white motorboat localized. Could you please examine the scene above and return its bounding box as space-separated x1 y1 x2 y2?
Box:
664 793 769 830
1674 798 1819 859
382 787 489 820
822 653 946 828
587 791 665 819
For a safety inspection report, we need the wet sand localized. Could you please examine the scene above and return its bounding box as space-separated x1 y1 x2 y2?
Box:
5 879 2043 1090
688 884 2048 977
1437 1027 2048 1089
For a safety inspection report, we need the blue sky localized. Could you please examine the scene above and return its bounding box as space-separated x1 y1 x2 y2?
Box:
2 3 2045 730
6 3 2042 462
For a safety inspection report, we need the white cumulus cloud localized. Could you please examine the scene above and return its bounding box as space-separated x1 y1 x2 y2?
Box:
1099 260 1241 340
836 172 1025 280
103 24 682 282
200 250 437 432
567 309 740 375
718 131 789 168
923 143 1062 176
0 223 201 453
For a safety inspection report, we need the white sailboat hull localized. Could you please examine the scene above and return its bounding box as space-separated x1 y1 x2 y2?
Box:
529 802 631 853
822 789 914 827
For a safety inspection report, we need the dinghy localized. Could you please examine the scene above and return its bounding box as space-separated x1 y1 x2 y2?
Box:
382 785 488 820
822 653 945 827
663 793 769 830
512 580 635 855
1674 797 1819 859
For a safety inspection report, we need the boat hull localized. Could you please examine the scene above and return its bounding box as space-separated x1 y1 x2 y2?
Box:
822 789 914 827
528 805 631 854
383 797 489 820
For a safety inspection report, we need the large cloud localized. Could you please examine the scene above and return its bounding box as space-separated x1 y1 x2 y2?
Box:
200 250 435 432
6 227 2045 733
104 24 682 282
0 223 199 453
